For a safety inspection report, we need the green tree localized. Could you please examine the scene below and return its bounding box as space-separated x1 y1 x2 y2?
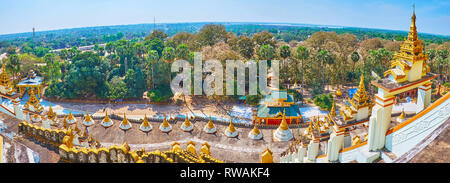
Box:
237 35 255 59
198 24 227 46
6 54 21 84
296 46 309 90
145 30 168 41
107 76 127 100
175 44 190 60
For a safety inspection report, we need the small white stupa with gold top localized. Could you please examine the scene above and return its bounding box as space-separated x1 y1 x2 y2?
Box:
224 119 238 138
180 115 194 132
203 117 216 134
139 114 152 132
159 116 172 133
82 110 94 127
119 113 132 130
101 111 113 127
67 109 76 124
273 110 293 141
397 108 407 123
248 124 263 140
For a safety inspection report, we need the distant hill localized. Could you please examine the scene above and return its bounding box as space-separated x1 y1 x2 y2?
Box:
0 22 449 50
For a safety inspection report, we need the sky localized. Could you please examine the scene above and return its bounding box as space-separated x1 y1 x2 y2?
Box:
0 0 449 36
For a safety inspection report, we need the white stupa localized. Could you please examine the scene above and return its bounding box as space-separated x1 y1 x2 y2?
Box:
248 124 263 140
273 110 293 141
82 110 94 127
101 111 113 127
159 116 172 133
67 109 77 124
139 114 152 132
119 113 132 131
397 109 407 123
180 115 194 132
224 119 238 138
203 117 217 134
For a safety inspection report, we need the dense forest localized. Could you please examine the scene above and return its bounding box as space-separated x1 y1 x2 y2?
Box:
0 22 449 105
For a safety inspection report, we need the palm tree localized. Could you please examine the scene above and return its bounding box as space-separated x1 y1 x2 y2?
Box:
317 50 332 90
279 45 291 84
296 46 309 93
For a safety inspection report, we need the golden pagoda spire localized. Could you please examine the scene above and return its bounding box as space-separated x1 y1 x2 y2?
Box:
409 3 417 41
85 110 91 121
329 101 337 117
206 117 215 129
162 115 169 128
47 103 56 119
358 74 365 93
227 119 236 133
119 113 132 130
399 108 406 120
122 113 129 126
182 115 192 127
250 124 261 135
141 114 150 127
279 109 289 131
67 109 74 121
103 110 111 122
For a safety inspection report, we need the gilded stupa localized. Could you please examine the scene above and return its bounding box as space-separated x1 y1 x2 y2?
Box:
159 116 172 133
397 108 407 123
248 124 263 140
119 113 132 130
0 63 15 96
341 74 371 122
224 119 238 138
273 110 293 141
180 115 194 132
384 6 430 83
101 111 113 127
139 114 152 132
203 117 217 134
45 103 59 126
24 89 43 113
82 110 94 127
67 109 76 124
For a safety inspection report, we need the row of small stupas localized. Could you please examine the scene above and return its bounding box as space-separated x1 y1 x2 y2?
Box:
27 100 296 141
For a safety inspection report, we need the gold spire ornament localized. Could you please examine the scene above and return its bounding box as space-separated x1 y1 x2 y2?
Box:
159 115 172 133
180 115 194 132
67 109 76 124
119 113 132 130
224 119 238 138
204 116 217 134
101 110 113 127
83 109 94 127
139 114 152 132
248 124 263 140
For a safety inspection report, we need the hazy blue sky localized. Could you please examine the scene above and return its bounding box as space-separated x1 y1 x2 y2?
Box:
0 0 448 35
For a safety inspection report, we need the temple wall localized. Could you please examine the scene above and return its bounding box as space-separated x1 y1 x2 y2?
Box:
385 94 449 157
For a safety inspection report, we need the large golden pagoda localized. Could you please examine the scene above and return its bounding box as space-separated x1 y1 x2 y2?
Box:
384 7 430 83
